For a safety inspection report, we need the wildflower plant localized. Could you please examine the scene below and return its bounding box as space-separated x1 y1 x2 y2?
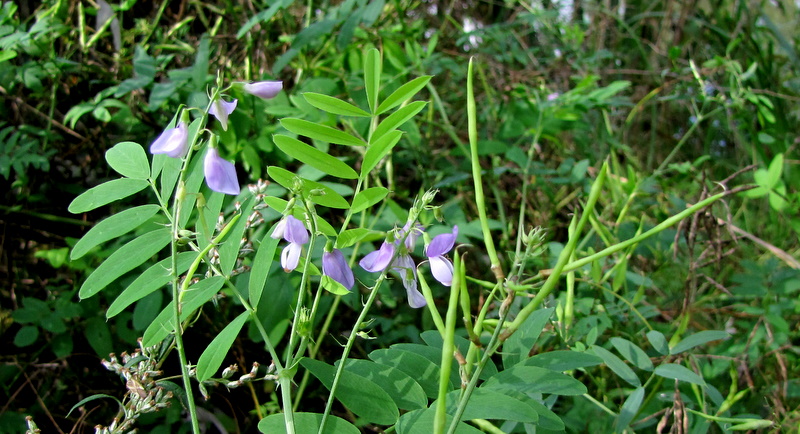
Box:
66 49 769 434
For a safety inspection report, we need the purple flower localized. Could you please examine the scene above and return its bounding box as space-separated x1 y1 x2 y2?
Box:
204 148 240 195
150 121 188 158
392 253 426 308
399 222 424 251
209 98 238 131
359 229 426 308
359 241 395 272
323 249 355 290
281 243 303 272
244 81 283 99
425 226 458 286
271 215 309 272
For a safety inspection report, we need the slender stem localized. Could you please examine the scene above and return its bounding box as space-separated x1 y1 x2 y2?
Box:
560 191 727 274
170 179 200 434
445 292 510 434
654 106 724 175
318 275 387 434
501 161 608 340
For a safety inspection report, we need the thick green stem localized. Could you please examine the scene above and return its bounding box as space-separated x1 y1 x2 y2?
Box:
434 252 462 433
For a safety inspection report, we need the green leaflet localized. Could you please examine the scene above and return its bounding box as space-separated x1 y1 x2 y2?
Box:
106 251 196 318
371 100 427 143
364 48 381 113
350 187 388 213
300 358 399 425
79 228 171 299
376 75 432 115
68 178 150 214
71 204 160 260
591 345 641 387
249 227 280 307
273 135 358 179
341 359 427 411
280 118 365 147
196 311 249 381
361 130 402 178
302 92 370 117
257 412 359 434
105 141 150 179
141 276 226 347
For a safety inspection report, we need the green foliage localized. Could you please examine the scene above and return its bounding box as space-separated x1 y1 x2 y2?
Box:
6 0 800 432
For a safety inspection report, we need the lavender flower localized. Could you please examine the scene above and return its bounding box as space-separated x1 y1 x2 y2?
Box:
244 81 283 100
323 249 354 290
359 241 395 272
425 226 458 286
150 121 188 158
204 148 240 195
392 253 426 308
359 225 427 308
271 215 308 272
209 98 238 131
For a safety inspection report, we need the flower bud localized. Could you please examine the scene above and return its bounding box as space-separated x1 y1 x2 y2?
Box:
243 81 283 99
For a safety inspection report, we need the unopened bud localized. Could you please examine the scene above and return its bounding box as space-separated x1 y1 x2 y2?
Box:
433 206 444 222
296 307 312 339
222 364 238 379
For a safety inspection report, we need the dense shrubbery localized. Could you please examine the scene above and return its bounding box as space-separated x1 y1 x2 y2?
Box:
2 0 799 433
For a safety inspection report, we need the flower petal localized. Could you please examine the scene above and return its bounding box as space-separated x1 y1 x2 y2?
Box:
204 148 240 195
150 122 188 158
244 81 283 99
270 218 287 240
400 222 424 251
281 243 302 272
284 215 309 245
359 242 395 272
426 225 458 258
404 278 426 308
323 249 355 290
429 255 454 286
209 98 238 130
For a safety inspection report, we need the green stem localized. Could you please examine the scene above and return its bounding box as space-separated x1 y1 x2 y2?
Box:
561 191 727 274
654 106 724 175
501 160 608 341
318 274 387 434
467 58 504 281
446 292 510 434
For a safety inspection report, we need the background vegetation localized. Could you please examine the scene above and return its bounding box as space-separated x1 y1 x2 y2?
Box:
2 0 799 432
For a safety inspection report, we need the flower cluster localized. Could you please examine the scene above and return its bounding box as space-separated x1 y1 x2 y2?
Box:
360 223 458 308
270 214 356 291
149 80 283 195
267 215 457 305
